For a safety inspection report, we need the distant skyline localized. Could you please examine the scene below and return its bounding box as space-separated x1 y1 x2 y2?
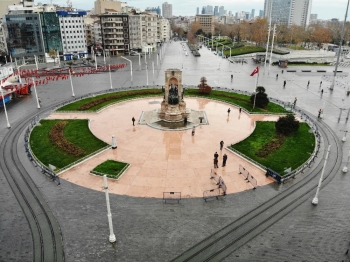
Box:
40 0 350 20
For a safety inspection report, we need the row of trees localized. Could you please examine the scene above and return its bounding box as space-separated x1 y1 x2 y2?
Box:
184 18 350 48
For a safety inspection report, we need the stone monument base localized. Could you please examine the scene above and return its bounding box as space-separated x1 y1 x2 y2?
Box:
159 101 187 121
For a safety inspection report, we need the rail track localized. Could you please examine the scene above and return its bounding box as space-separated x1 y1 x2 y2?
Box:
0 109 65 262
172 117 342 262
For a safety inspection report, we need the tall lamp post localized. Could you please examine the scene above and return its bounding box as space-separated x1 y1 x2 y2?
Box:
32 77 41 109
68 69 75 97
109 65 113 89
121 56 133 83
0 80 11 128
330 0 350 90
103 175 116 243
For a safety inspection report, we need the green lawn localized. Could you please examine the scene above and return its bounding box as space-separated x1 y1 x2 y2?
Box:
186 89 288 114
231 122 315 174
57 89 162 112
30 119 108 169
92 160 129 179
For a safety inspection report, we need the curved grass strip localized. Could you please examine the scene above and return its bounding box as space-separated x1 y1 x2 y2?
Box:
230 121 315 174
30 120 108 169
186 89 288 114
91 160 129 179
58 89 162 112
49 121 85 156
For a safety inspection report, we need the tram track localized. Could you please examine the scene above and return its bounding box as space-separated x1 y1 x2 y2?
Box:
0 108 64 262
172 117 342 262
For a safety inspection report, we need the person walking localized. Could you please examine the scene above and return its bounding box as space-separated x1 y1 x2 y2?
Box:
38 97 41 105
222 154 228 167
220 141 224 150
227 108 231 115
293 97 297 108
276 74 278 79
132 117 135 126
231 74 233 81
321 89 324 95
320 81 322 87
214 152 219 160
192 126 195 136
239 107 242 114
283 80 286 88
307 80 310 87
318 109 322 119
214 158 219 168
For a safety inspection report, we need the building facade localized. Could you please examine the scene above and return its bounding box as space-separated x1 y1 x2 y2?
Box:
100 12 129 56
162 2 172 19
4 13 46 60
264 0 312 28
40 12 63 54
57 11 88 60
94 0 121 15
195 14 214 35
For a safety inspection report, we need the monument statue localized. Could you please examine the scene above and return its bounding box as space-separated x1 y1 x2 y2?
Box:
168 81 179 105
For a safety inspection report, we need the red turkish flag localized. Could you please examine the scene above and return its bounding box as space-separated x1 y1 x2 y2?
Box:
250 66 259 76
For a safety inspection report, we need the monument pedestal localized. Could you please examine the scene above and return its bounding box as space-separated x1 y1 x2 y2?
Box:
159 101 187 121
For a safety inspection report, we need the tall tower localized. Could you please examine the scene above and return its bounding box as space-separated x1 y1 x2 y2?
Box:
162 2 172 18
264 0 312 28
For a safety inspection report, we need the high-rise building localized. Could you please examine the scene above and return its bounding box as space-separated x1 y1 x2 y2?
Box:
206 5 213 15
264 0 312 28
201 6 206 14
259 10 264 17
251 9 255 19
196 7 199 15
162 2 172 19
214 6 219 16
219 6 225 16
195 14 214 35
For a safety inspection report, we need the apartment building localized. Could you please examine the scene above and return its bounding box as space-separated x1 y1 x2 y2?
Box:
195 14 214 35
100 12 130 56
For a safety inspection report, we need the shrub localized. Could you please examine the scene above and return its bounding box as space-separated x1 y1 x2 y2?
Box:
275 114 300 135
250 86 269 108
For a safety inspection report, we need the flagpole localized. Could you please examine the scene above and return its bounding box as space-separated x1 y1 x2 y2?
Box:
253 68 259 109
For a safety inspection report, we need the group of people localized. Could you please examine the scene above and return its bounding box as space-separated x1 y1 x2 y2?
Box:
214 140 228 168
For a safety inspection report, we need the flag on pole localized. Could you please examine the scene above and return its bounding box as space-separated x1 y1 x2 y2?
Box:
250 66 259 76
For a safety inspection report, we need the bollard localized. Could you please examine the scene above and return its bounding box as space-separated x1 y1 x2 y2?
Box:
112 135 117 149
192 126 195 136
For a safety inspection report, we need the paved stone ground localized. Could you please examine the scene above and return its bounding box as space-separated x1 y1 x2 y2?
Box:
1 41 350 261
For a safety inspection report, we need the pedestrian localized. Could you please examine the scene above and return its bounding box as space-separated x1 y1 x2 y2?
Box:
276 74 278 79
242 60 243 65
307 80 310 87
320 81 322 87
239 107 242 114
227 108 231 115
283 80 286 88
38 97 41 105
321 89 324 95
282 70 284 74
222 154 227 167
293 97 297 107
220 140 224 150
214 158 219 168
132 117 135 126
184 117 187 125
318 109 322 119
231 74 233 81
192 126 195 136
214 152 219 160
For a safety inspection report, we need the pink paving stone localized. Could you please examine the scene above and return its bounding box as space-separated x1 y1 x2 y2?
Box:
48 97 278 198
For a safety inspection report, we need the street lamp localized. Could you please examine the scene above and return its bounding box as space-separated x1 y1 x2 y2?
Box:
32 77 41 109
109 64 113 89
17 62 28 83
0 80 11 128
121 56 133 83
146 63 149 86
68 69 75 97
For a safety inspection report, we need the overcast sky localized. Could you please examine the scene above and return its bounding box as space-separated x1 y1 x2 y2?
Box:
40 0 349 20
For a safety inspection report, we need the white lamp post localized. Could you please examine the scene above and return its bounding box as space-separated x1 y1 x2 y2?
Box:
68 69 75 97
34 55 38 70
312 145 331 205
152 61 154 83
32 78 40 109
95 54 97 70
0 80 11 128
109 65 113 89
103 175 116 243
146 64 148 86
138 53 141 67
157 54 159 66
121 56 133 83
